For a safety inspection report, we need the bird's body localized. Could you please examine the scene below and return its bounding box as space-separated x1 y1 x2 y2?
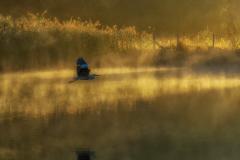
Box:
68 58 99 83
76 58 90 77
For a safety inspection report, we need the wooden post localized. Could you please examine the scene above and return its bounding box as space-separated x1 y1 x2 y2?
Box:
153 32 156 51
139 34 143 50
176 33 180 50
2 23 6 32
151 27 157 51
212 33 215 48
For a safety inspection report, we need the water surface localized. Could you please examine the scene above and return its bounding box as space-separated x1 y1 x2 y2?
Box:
0 68 240 160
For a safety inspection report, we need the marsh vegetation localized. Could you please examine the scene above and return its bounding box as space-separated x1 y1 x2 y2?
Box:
1 14 240 72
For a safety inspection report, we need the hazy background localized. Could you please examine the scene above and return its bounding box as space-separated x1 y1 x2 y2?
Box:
1 0 240 72
1 0 240 34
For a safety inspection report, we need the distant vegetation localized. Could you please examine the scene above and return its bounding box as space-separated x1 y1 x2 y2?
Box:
0 13 152 71
1 13 240 72
0 0 239 34
1 0 240 73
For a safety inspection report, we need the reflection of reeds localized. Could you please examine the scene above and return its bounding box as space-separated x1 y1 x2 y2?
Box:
0 79 240 160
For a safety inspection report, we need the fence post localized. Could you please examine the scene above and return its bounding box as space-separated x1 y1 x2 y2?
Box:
212 33 215 48
1 23 6 33
152 28 156 51
176 33 180 49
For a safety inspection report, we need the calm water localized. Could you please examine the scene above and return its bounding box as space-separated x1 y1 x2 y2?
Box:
0 68 240 160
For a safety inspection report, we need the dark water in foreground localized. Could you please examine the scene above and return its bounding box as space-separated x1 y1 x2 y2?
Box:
1 68 240 160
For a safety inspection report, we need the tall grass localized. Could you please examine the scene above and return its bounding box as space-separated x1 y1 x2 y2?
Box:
0 13 152 72
1 13 240 72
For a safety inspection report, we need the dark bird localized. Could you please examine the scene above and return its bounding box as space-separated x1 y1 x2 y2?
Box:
69 57 99 83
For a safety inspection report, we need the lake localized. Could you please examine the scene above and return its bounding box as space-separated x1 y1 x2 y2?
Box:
0 68 240 160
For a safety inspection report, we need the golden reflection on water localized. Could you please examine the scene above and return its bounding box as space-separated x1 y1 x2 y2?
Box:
0 68 240 115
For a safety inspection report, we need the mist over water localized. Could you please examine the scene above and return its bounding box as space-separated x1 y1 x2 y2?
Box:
1 68 240 160
1 67 240 115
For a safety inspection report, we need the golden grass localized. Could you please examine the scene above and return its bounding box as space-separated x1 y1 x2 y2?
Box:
0 13 239 72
